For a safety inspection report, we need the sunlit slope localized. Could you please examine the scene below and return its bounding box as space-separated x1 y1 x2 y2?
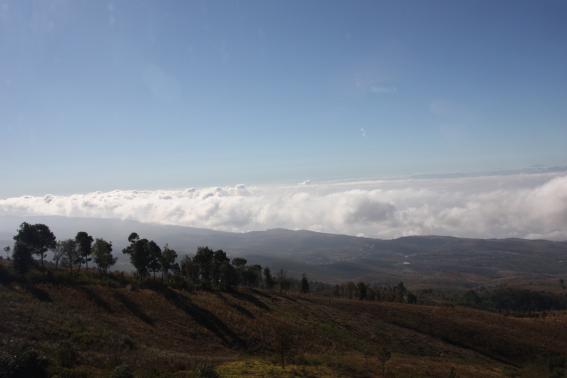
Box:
2 281 566 377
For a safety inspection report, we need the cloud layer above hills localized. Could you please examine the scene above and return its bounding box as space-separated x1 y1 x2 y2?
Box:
1 172 567 240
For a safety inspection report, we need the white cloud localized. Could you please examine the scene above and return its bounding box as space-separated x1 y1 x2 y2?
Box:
1 172 567 240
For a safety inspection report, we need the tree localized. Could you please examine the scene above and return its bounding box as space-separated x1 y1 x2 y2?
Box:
193 247 215 288
231 257 247 268
180 256 199 285
367 287 377 300
75 232 94 270
160 244 178 281
357 282 368 300
263 267 275 289
346 281 356 299
3 246 10 259
12 241 33 275
250 264 263 287
333 284 340 297
52 241 66 269
300 274 310 294
58 239 78 271
218 261 238 291
13 222 56 268
147 241 162 280
406 292 418 304
242 265 262 287
395 282 408 302
123 234 151 279
128 232 139 244
277 269 289 293
231 257 247 286
92 238 116 274
212 249 230 288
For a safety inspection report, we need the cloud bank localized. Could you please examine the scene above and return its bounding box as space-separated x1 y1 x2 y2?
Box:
1 172 567 240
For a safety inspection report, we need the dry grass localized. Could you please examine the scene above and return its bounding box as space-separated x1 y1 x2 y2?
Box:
1 278 565 377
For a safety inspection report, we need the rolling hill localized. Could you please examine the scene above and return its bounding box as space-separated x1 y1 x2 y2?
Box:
1 277 565 377
1 215 566 289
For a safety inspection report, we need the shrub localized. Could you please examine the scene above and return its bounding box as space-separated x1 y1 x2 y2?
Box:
167 274 187 290
0 264 15 284
194 362 219 378
52 367 89 378
110 364 134 378
55 342 78 368
548 354 566 378
0 349 49 378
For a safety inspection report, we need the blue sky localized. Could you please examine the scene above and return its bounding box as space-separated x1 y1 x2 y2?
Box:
1 0 566 197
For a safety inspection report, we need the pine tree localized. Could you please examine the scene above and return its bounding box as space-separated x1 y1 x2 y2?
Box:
93 238 116 274
300 273 310 293
12 241 33 275
75 232 94 271
13 222 56 269
263 267 275 289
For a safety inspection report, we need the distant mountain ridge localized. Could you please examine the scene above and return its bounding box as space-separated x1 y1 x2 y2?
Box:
1 215 566 288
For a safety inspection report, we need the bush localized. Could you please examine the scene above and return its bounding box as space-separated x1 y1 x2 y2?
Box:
167 274 187 290
0 349 49 378
548 354 567 378
110 364 134 378
0 264 15 284
194 362 219 378
460 288 567 313
55 342 78 368
52 367 89 378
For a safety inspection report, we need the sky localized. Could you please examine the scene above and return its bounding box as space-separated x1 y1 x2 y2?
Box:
0 1 567 238
0 0 566 198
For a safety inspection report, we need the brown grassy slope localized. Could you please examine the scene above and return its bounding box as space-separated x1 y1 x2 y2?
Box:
1 282 566 377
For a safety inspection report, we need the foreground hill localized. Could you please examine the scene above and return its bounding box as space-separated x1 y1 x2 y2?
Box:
1 215 567 289
1 275 566 377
